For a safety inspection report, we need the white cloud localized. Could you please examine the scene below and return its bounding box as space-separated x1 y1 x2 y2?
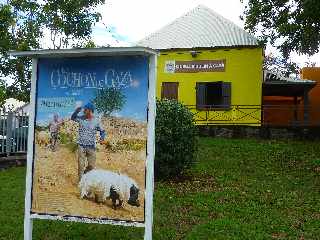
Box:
94 0 320 67
27 0 320 70
95 0 244 44
92 23 131 47
130 80 140 88
265 43 320 69
112 112 122 118
290 52 320 68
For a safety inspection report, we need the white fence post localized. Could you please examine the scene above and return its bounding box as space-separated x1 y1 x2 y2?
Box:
6 111 13 155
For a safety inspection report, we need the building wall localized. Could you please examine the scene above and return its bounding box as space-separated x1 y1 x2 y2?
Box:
156 47 263 125
263 96 303 126
301 67 320 126
262 68 320 127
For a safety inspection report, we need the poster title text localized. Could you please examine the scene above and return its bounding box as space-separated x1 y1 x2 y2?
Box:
50 68 133 89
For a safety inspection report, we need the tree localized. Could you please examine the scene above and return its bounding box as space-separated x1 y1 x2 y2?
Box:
264 53 300 77
241 0 320 59
93 88 126 117
0 0 105 102
0 80 7 106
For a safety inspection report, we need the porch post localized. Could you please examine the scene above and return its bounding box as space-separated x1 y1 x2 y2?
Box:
293 96 298 124
303 89 310 126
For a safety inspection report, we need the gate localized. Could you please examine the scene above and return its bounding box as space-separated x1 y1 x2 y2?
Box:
0 107 29 155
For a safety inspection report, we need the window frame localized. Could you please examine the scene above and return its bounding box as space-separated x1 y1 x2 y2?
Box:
196 81 231 110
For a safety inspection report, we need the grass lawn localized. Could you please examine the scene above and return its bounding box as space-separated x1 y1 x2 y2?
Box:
0 137 319 239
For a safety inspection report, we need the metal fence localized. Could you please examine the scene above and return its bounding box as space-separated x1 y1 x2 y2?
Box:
186 105 262 126
186 104 320 127
0 107 29 155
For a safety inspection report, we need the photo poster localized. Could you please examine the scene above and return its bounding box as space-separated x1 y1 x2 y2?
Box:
31 55 150 225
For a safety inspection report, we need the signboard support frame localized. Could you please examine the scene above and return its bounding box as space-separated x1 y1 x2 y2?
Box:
22 50 157 240
144 54 157 240
24 58 37 240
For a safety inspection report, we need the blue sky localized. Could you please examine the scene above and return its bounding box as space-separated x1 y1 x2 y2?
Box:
92 0 320 67
36 56 149 126
92 25 132 46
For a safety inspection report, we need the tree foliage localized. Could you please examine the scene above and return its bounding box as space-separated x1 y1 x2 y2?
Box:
264 53 300 76
93 88 126 117
0 0 105 102
0 79 6 106
241 0 320 59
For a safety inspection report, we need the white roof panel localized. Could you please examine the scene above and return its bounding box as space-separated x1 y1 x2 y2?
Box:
137 5 258 50
264 70 316 84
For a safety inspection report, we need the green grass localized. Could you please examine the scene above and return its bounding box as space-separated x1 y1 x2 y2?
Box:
1 137 320 239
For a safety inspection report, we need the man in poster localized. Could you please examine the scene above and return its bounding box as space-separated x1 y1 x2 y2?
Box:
71 102 106 181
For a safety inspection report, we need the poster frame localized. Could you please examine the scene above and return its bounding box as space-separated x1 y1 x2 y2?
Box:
11 47 157 240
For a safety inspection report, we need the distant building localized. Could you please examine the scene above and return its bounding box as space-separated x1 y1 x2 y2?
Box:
137 5 263 126
1 98 30 129
14 102 30 115
300 67 320 126
138 5 316 127
262 71 316 127
2 98 27 112
0 98 29 154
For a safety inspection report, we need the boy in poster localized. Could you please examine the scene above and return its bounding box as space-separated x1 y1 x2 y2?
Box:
71 102 106 181
48 113 64 151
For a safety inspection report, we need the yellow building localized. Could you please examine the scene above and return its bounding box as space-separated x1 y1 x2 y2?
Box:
138 5 263 126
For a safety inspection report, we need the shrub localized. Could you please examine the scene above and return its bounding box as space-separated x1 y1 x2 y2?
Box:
155 99 198 180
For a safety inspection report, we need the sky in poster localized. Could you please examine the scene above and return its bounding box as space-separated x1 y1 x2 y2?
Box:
36 56 148 126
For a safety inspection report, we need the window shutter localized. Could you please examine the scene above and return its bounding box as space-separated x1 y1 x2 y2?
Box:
161 83 168 99
171 82 179 100
221 82 231 109
162 82 179 100
196 83 207 109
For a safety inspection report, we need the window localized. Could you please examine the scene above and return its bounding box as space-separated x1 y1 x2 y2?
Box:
196 82 231 109
161 82 179 100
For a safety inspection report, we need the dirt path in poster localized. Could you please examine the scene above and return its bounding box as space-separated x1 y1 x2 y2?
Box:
31 117 146 222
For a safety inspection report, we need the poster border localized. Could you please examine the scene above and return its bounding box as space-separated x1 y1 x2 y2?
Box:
23 51 157 229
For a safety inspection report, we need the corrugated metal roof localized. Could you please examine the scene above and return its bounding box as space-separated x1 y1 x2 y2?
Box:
136 5 258 50
10 47 158 58
264 70 316 84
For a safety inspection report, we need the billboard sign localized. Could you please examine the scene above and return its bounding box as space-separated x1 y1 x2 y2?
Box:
12 48 157 239
32 55 150 223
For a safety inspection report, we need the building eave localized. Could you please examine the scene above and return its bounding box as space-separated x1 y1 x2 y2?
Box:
10 47 159 58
